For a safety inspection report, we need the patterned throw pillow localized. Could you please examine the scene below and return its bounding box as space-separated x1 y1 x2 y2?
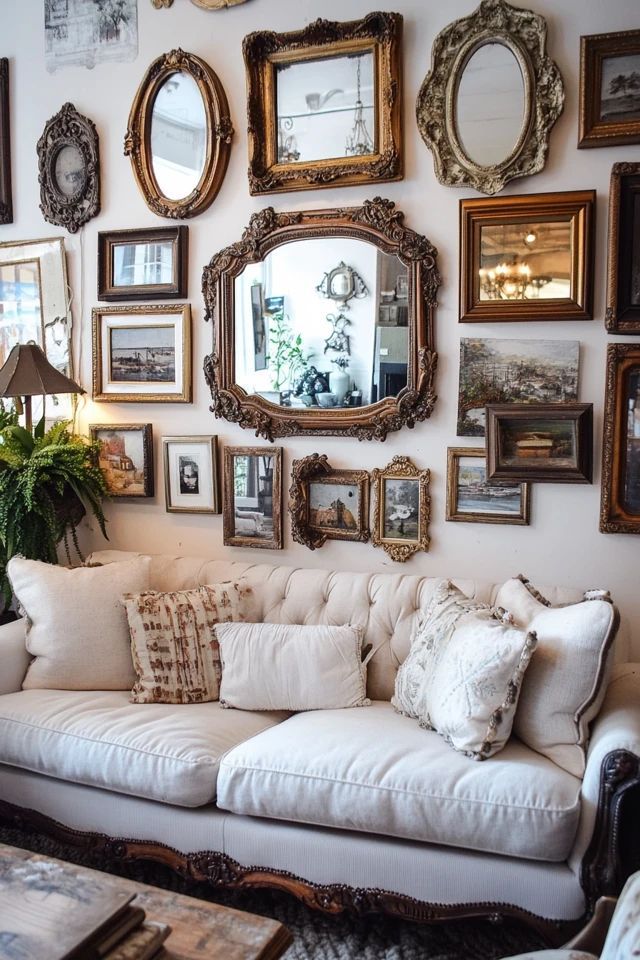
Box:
123 581 254 704
392 581 537 760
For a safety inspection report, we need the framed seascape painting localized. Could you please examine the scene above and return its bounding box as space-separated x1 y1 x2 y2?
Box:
98 226 188 301
370 455 430 563
289 453 368 550
163 436 220 514
90 424 154 499
579 29 640 148
600 344 640 534
446 447 530 525
605 162 640 333
92 304 191 403
223 446 282 549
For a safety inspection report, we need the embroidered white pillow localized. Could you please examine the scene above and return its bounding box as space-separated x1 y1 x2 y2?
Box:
392 581 537 760
216 622 370 711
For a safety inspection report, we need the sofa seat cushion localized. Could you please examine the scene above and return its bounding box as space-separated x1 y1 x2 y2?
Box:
0 690 290 807
217 701 582 861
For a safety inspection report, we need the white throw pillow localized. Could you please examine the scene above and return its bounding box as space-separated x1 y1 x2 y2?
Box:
216 622 370 711
494 575 618 777
8 556 151 690
392 581 537 760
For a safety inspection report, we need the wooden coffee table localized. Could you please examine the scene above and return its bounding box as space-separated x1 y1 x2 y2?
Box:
0 843 292 960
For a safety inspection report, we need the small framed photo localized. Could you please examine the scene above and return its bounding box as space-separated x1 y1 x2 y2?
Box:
600 344 640 534
223 446 282 549
163 436 220 514
579 30 640 148
370 455 430 562
446 447 530 525
97 226 188 301
90 424 154 499
289 454 369 550
486 404 593 484
92 304 191 403
606 162 640 333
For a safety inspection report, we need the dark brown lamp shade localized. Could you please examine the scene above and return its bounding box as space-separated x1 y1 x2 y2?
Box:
0 343 84 398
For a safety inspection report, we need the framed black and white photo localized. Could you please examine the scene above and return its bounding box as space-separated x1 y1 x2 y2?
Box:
163 436 219 513
446 447 530 525
579 29 640 148
223 446 282 549
90 423 154 499
98 226 188 301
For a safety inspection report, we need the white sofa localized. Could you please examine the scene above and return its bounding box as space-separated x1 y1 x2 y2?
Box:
0 549 639 942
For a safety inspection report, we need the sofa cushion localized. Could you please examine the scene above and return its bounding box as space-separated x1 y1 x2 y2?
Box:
0 689 290 806
217 700 582 861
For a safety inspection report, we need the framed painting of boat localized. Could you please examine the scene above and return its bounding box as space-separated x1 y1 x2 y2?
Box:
486 403 593 484
446 447 530 524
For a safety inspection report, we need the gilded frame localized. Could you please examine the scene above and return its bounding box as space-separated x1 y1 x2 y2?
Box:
600 344 640 534
90 423 154 499
124 48 233 219
37 102 100 234
486 403 593 484
579 29 640 149
460 191 595 323
163 435 220 514
0 59 12 225
289 453 369 550
446 447 530 525
370 455 430 563
92 303 191 403
243 12 403 195
223 445 282 550
605 162 640 334
202 198 440 441
98 226 188 302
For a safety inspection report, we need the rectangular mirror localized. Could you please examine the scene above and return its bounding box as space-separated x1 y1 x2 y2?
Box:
98 226 188 301
600 344 640 533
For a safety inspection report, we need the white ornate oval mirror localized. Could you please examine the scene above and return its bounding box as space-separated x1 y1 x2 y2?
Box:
150 71 207 201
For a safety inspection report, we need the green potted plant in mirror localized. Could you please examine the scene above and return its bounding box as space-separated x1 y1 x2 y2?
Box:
265 307 310 402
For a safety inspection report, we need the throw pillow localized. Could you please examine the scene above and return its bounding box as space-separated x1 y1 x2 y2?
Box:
392 581 537 760
8 556 151 690
216 622 370 711
494 575 619 777
123 581 254 704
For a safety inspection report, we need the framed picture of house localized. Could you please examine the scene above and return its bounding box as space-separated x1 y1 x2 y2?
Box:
223 445 282 549
289 453 369 549
446 447 530 525
579 29 640 148
600 343 640 534
90 423 154 499
370 455 430 562
163 436 220 513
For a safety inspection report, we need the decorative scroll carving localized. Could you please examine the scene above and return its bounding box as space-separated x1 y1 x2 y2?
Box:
370 455 431 562
37 102 100 233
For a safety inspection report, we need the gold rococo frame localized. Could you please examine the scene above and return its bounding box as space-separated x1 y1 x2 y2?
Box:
370 455 430 563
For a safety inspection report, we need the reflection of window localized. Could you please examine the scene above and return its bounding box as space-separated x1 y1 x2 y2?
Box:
0 261 43 366
234 456 259 507
115 242 173 287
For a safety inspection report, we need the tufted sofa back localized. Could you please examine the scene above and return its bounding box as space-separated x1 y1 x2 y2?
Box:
89 549 591 701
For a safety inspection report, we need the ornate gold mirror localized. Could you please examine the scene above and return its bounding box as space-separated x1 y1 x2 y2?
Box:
202 199 440 441
125 48 233 218
416 0 564 196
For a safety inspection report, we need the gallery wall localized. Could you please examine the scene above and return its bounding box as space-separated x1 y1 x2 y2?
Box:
3 0 639 658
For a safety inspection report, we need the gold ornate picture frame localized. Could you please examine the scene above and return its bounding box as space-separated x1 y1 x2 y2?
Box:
370 455 430 562
289 453 369 550
223 445 283 550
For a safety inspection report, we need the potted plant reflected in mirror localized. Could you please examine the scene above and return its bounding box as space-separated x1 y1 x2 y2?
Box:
258 301 310 406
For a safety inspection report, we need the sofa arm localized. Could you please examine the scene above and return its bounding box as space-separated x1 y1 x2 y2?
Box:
569 664 640 906
0 618 29 693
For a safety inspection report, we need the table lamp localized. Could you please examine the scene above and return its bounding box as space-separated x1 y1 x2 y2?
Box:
0 342 85 431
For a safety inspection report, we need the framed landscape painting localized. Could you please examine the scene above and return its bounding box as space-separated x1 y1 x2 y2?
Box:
223 445 282 549
90 423 154 499
446 447 529 525
163 436 219 514
579 29 640 147
288 453 368 550
370 455 430 562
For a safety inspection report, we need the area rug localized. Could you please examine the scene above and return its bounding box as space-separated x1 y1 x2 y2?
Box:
0 825 549 959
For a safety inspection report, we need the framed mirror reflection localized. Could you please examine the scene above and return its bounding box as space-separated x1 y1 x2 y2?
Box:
223 445 282 549
98 226 188 301
600 344 640 534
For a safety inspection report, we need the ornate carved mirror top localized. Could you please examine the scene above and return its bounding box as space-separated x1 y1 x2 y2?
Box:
202 198 440 441
416 0 564 196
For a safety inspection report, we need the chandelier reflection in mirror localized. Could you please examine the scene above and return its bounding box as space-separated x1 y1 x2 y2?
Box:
478 260 551 300
345 56 374 156
478 221 570 302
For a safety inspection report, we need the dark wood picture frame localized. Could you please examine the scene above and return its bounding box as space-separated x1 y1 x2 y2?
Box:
605 162 640 334
90 423 154 499
460 191 595 323
223 445 283 550
37 102 100 234
486 403 593 484
446 447 530 525
579 29 640 148
98 226 188 302
243 12 403 195
289 453 369 550
0 59 12 225
600 343 640 534
370 455 430 563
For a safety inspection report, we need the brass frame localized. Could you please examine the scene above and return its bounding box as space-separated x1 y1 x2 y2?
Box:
98 226 188 302
579 29 640 148
243 12 403 195
163 435 220 514
486 403 593 484
600 344 640 534
460 191 595 323
202 198 440 441
605 163 640 334
37 102 100 234
223 445 283 550
89 423 154 499
92 303 192 403
370 455 430 563
124 48 233 219
446 446 530 525
289 453 369 550
416 0 564 196
0 59 12 225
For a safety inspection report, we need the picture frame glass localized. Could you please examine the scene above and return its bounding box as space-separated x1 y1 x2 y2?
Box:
600 53 640 124
479 219 572 302
232 451 277 541
93 427 149 498
112 240 174 288
108 325 176 384
308 479 361 534
166 440 215 511
150 70 207 202
456 455 524 518
382 477 420 542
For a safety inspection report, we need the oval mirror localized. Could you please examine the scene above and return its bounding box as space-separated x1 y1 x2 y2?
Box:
202 199 440 441
456 42 525 168
125 48 233 219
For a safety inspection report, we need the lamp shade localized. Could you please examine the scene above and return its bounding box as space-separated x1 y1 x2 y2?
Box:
0 343 84 399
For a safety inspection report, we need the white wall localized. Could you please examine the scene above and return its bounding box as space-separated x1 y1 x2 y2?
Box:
3 0 640 658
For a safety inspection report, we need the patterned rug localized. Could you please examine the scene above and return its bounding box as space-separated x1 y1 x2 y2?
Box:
0 825 549 959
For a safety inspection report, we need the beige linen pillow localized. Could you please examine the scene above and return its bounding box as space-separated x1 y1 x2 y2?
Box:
216 622 370 711
392 581 537 760
8 556 151 690
123 581 255 704
494 576 619 777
